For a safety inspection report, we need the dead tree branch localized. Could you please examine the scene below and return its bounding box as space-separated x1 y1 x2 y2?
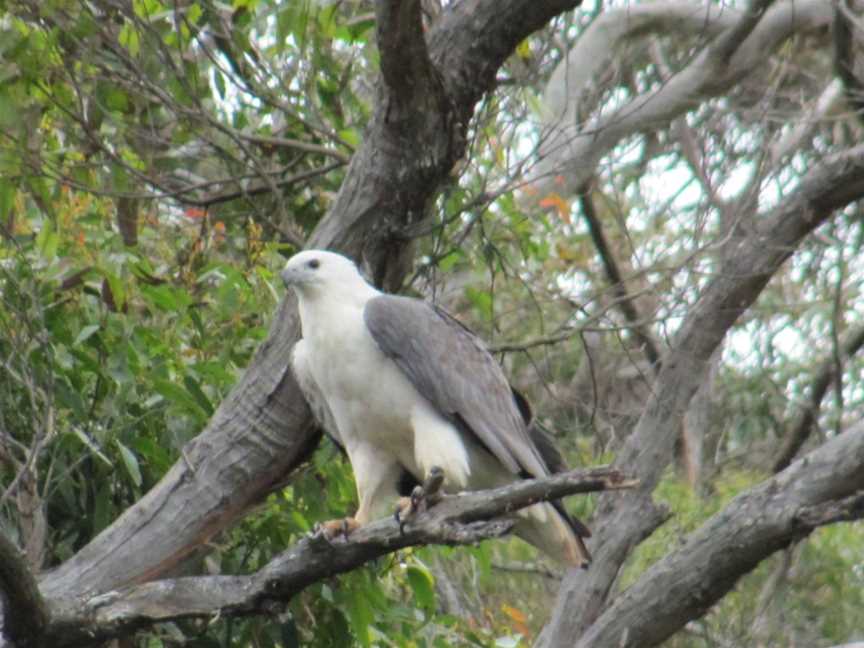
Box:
7 468 633 648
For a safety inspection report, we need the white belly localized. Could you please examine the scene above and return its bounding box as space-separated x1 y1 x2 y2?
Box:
307 321 418 463
304 313 471 488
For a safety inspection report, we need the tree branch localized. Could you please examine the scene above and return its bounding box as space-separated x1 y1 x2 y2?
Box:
530 0 832 202
578 183 661 372
572 421 864 648
710 0 776 64
539 143 864 646
376 0 432 102
32 468 634 648
772 323 864 472
429 0 583 116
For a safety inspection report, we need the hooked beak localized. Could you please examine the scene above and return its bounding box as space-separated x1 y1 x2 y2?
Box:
280 266 304 288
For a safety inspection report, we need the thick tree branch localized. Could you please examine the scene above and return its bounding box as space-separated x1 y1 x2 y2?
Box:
772 323 864 472
572 421 864 648
376 0 432 102
311 0 585 274
31 468 635 648
539 143 864 646
429 0 583 115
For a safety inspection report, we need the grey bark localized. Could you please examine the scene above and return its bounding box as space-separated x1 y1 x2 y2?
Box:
537 142 864 646
574 421 864 648
531 0 833 202
19 468 635 647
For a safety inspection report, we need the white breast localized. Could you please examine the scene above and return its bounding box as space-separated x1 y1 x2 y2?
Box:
299 300 471 488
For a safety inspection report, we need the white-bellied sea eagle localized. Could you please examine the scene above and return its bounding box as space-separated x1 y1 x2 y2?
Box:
281 250 591 567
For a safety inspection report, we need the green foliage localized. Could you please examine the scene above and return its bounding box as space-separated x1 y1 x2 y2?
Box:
0 186 284 562
623 471 864 648
2 0 863 645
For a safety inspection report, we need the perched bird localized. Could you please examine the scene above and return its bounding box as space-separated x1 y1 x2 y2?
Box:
281 250 591 567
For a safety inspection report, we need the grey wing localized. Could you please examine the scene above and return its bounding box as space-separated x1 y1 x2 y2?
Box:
291 339 343 450
363 295 548 479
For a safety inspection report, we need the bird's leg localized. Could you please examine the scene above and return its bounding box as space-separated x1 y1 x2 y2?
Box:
313 517 361 542
395 466 445 533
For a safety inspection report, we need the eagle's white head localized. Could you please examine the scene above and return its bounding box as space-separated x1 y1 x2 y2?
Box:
281 250 378 305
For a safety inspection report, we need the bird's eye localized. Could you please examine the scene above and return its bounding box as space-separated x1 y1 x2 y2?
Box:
307 259 320 269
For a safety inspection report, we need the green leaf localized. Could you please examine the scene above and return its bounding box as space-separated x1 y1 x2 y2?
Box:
465 286 493 322
35 220 59 261
405 565 436 612
104 270 126 312
0 179 15 216
187 2 203 24
338 128 359 148
72 429 112 467
183 374 214 416
116 439 143 487
118 23 140 57
74 324 100 346
213 69 226 99
140 284 189 311
93 482 113 534
153 379 209 422
130 436 172 476
344 591 373 647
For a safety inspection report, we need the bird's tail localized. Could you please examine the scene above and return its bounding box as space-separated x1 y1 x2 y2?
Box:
515 502 591 568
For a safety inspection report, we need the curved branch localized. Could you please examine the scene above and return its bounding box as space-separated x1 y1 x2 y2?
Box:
538 143 864 646
573 421 864 648
768 79 844 166
531 0 833 202
38 467 634 647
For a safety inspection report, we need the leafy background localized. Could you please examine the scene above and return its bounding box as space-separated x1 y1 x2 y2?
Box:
1 0 862 645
